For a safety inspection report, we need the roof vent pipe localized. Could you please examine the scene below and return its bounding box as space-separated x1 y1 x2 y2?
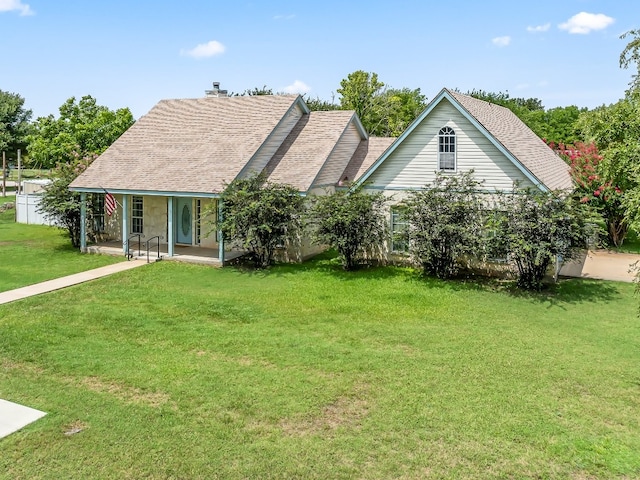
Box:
205 82 228 97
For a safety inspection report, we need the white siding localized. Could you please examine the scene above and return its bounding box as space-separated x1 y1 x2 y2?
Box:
314 121 362 186
242 104 305 177
366 100 535 191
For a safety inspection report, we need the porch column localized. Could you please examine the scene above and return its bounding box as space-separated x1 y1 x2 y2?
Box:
122 194 129 254
80 193 87 252
167 196 175 257
218 199 225 266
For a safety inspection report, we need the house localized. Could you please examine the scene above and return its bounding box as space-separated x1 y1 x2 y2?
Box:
69 86 571 264
68 88 382 264
351 88 572 254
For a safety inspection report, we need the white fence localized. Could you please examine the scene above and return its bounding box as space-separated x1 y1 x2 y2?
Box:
16 194 59 226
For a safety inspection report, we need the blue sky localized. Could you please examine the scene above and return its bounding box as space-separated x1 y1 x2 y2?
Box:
1 0 637 119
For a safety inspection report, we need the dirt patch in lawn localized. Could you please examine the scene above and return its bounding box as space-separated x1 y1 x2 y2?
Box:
78 376 172 408
279 382 370 437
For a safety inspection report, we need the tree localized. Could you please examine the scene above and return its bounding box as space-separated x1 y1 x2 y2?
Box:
303 95 341 112
307 187 387 270
552 141 625 246
0 90 32 156
620 29 640 92
492 188 587 290
467 89 583 145
337 71 427 137
27 95 134 168
234 85 274 96
337 70 386 135
402 172 485 279
576 94 640 246
381 87 427 137
216 172 304 268
38 154 101 248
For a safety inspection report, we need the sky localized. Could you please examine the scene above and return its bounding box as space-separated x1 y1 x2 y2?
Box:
1 0 638 120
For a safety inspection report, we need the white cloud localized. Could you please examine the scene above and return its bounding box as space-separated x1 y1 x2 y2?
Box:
0 0 34 16
559 12 614 34
492 36 511 47
181 40 226 59
273 14 295 20
515 83 530 90
282 80 311 94
527 23 550 33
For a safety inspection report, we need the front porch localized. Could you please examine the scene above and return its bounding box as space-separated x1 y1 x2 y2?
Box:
87 241 245 267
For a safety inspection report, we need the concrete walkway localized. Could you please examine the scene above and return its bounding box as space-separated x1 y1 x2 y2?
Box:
0 261 149 439
0 399 46 440
0 260 147 305
560 250 639 282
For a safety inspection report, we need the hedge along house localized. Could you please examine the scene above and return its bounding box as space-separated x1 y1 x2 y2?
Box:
68 86 380 265
351 88 573 256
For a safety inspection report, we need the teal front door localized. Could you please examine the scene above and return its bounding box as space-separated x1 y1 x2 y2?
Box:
176 197 192 244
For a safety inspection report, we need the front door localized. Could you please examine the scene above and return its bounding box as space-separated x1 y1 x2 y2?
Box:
176 197 193 244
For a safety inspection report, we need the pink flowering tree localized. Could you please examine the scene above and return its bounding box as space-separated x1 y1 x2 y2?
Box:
551 141 627 247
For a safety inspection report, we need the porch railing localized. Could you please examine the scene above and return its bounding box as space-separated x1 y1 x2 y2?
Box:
145 236 163 263
126 234 142 260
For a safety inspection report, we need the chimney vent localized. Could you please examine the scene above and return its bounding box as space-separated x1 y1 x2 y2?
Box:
205 82 228 97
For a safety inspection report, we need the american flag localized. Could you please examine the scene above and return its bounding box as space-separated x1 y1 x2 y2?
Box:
105 192 116 216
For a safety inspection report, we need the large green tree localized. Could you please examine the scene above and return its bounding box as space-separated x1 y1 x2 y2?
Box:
467 89 583 145
576 93 640 246
620 29 640 92
27 95 134 168
337 71 427 137
0 89 32 157
38 154 101 248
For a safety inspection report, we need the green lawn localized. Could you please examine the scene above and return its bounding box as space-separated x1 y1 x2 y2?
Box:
0 201 122 292
615 228 640 254
0 249 638 478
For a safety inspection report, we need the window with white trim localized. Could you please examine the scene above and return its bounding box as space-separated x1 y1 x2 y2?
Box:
131 196 144 234
390 208 409 253
438 126 456 171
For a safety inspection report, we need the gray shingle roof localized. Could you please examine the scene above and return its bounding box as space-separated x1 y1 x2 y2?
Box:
448 90 572 190
264 110 358 191
341 137 395 184
70 94 301 194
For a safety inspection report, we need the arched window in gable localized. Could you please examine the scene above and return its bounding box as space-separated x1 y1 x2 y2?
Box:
438 126 456 171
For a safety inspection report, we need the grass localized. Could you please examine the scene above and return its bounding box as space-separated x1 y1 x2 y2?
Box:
2 168 51 180
614 228 640 255
0 245 638 478
0 201 123 292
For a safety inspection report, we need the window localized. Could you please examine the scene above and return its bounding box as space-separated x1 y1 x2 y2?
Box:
438 126 456 171
390 208 409 253
93 194 105 233
132 196 144 234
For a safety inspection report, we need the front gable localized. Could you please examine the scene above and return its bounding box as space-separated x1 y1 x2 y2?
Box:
356 89 546 192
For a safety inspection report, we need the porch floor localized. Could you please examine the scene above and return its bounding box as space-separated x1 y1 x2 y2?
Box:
87 241 245 266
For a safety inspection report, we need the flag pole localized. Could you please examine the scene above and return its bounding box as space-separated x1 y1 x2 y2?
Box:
99 186 124 209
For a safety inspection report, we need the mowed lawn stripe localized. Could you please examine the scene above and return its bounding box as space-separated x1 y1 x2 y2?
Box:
1 257 638 479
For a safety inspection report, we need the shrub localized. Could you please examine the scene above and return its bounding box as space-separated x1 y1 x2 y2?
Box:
307 187 387 270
